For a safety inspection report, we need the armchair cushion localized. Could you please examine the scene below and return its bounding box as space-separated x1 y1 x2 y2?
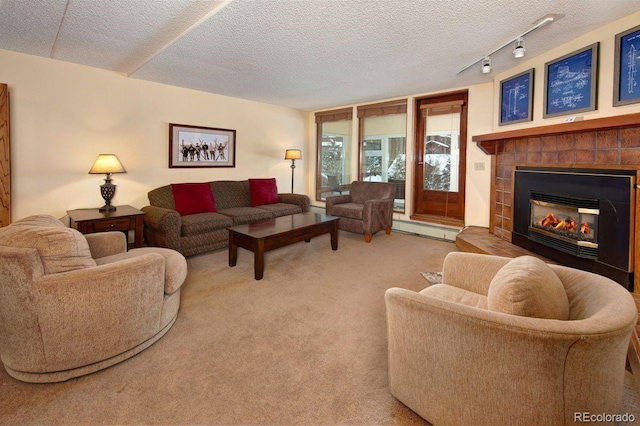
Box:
327 202 364 220
171 183 217 215
0 216 96 274
421 284 488 309
249 178 279 206
487 255 569 320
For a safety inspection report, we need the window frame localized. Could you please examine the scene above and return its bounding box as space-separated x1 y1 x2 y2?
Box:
315 108 353 202
357 99 408 212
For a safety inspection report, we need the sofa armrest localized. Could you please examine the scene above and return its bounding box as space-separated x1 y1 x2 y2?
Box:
278 193 310 212
441 252 511 296
325 194 352 215
141 205 182 251
84 231 127 259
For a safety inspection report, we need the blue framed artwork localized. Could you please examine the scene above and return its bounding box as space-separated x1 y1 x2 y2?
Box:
499 68 534 126
614 24 640 107
543 43 599 118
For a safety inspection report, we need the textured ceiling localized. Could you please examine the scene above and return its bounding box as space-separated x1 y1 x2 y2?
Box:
1 0 639 111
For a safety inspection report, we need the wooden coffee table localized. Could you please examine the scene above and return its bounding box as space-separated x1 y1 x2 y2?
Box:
228 212 339 280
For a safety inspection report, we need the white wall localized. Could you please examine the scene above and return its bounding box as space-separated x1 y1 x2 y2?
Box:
0 49 310 220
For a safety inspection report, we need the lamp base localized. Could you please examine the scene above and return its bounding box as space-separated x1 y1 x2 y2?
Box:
98 204 117 212
99 175 117 212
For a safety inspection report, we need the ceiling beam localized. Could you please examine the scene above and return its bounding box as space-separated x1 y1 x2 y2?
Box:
125 0 234 77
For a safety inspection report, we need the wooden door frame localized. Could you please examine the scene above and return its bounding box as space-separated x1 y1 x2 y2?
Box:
0 83 10 227
411 90 467 226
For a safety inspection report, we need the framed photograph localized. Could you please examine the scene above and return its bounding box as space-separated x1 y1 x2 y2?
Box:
543 42 599 118
499 68 534 125
613 24 640 107
169 123 236 168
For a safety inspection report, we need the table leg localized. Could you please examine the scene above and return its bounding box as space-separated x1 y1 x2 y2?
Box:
229 234 238 267
331 221 338 250
254 239 265 280
134 215 144 248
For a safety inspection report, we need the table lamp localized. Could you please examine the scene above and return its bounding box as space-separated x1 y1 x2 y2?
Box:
88 154 126 211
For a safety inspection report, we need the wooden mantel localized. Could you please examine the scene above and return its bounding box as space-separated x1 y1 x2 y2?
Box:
473 112 640 155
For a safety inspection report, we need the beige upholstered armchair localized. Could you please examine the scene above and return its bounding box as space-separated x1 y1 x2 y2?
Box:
325 181 396 243
385 252 637 425
0 215 187 383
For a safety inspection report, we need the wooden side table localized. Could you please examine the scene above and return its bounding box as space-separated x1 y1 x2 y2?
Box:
68 205 145 248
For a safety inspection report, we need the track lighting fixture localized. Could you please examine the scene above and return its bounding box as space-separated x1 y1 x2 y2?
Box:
481 57 491 74
513 37 525 58
457 14 563 74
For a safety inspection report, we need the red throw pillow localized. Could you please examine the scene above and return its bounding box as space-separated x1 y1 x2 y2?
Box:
171 183 216 215
249 178 279 207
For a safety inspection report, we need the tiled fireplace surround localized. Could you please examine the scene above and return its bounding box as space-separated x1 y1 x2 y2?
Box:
473 112 640 291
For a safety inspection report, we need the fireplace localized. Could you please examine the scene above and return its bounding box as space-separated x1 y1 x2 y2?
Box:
512 167 635 290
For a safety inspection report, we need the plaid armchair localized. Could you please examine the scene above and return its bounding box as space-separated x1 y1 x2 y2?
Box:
325 181 396 243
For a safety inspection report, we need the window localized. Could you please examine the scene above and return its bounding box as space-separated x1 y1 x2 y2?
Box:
315 108 353 201
358 100 407 211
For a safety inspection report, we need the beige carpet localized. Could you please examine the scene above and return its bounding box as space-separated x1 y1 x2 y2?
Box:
0 231 454 425
0 230 638 425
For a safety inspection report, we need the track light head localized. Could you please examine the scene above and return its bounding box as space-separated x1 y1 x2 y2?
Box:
481 57 491 74
514 37 525 58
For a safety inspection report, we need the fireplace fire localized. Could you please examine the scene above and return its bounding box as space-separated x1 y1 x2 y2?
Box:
512 167 635 291
528 193 598 259
534 211 593 238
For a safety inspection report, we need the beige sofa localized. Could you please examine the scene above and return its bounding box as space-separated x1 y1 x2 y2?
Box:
142 180 310 256
385 252 637 425
0 215 187 383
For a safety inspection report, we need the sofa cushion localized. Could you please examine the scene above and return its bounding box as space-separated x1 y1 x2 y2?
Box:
217 207 273 225
210 181 251 210
255 203 302 218
147 185 176 210
249 178 279 207
171 183 217 216
0 215 96 274
180 212 234 236
487 256 569 320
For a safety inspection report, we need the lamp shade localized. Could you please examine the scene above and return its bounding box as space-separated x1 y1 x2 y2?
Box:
284 149 302 160
88 154 126 174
